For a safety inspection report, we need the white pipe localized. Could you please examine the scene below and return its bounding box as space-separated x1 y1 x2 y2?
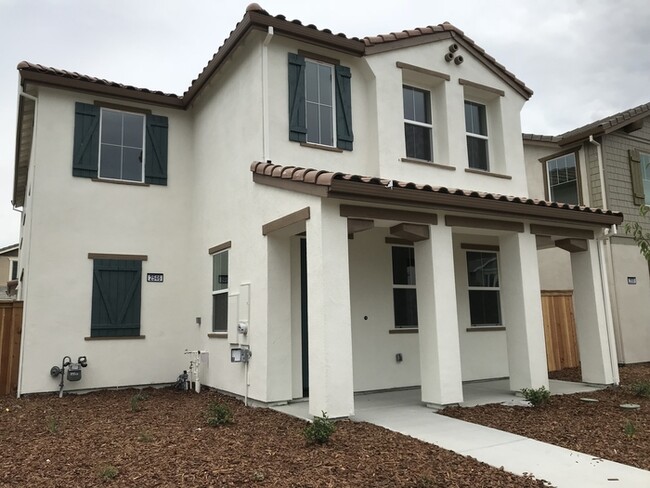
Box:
589 135 619 384
262 26 274 162
16 86 39 398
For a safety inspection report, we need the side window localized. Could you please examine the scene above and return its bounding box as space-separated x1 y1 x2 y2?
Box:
466 251 501 327
464 101 489 171
391 246 418 328
72 102 168 185
546 152 580 204
212 250 229 332
288 53 353 151
10 260 18 281
403 85 433 161
90 258 142 337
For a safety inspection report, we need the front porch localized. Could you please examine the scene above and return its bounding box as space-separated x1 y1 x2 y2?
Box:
272 379 604 421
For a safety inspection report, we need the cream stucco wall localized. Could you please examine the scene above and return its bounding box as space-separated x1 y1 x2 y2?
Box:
18 86 198 394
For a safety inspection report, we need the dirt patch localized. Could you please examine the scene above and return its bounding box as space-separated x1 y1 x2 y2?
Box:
0 388 550 487
443 363 650 471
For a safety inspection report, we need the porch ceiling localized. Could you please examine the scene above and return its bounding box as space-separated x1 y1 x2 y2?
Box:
251 161 623 227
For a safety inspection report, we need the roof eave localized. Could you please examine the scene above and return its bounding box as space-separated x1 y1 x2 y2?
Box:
559 108 650 146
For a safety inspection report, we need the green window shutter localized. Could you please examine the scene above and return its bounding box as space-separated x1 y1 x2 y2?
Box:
335 64 353 151
91 259 142 337
288 53 307 142
72 102 100 178
629 148 646 206
145 114 169 186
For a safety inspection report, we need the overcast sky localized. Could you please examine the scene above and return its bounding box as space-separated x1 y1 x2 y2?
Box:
0 0 648 248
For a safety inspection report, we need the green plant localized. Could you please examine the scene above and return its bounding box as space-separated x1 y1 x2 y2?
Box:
251 471 265 481
46 416 59 434
138 431 153 443
631 380 650 398
98 465 119 481
521 386 551 407
206 402 233 426
624 204 650 261
130 392 147 412
624 420 636 438
304 411 336 444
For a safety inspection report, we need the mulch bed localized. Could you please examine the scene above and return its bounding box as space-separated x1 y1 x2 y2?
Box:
443 363 650 471
0 388 550 487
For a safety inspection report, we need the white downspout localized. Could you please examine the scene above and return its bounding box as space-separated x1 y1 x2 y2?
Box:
589 136 620 384
262 26 274 162
16 87 39 398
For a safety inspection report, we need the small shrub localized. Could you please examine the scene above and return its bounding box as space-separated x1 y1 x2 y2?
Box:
98 465 119 481
130 393 147 413
138 431 153 443
624 420 637 438
521 386 551 407
304 411 335 445
46 417 59 434
251 471 265 481
631 381 650 398
206 402 233 426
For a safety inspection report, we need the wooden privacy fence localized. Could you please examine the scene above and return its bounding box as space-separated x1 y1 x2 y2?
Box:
541 291 580 372
0 301 23 395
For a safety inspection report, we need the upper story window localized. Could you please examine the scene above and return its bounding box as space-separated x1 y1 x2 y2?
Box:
546 152 579 204
466 251 501 327
305 60 335 147
72 102 168 186
403 85 433 161
212 250 229 332
288 53 353 151
9 259 18 281
99 108 145 182
465 101 489 171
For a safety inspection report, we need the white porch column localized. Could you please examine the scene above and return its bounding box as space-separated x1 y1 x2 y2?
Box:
306 200 354 418
499 231 549 391
571 240 615 384
265 234 293 402
415 225 463 407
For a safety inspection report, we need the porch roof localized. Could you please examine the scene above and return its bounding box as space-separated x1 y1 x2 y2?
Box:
250 161 623 227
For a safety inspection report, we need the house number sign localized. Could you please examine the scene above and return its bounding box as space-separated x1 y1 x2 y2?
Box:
147 273 164 283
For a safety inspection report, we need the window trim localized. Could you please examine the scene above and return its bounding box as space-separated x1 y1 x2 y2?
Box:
543 150 582 205
97 107 146 183
403 84 434 162
391 245 418 329
212 249 229 333
465 250 502 327
464 100 490 171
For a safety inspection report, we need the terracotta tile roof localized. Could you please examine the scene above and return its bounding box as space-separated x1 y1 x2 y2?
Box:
17 61 182 100
558 102 650 144
250 161 622 225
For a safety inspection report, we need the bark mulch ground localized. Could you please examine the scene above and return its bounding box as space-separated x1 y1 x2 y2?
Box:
443 363 650 472
0 387 550 487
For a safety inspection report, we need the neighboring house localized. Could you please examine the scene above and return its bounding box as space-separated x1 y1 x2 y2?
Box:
524 103 650 367
0 244 19 300
12 4 622 418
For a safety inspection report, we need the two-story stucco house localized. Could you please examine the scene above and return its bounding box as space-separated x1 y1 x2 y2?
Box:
12 4 622 417
524 103 650 369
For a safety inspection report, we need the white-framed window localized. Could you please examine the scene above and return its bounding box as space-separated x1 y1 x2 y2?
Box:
98 108 146 182
466 251 501 326
465 101 489 171
305 59 336 147
9 259 18 281
212 250 229 332
641 152 650 204
403 85 433 161
546 152 580 204
391 246 418 328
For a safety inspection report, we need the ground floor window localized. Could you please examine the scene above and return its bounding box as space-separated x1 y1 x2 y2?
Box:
392 246 418 328
466 250 501 326
212 250 229 332
90 258 142 337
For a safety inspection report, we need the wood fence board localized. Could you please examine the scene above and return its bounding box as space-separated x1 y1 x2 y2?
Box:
0 302 23 395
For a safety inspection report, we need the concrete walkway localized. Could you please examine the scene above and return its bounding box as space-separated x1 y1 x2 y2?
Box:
273 381 650 488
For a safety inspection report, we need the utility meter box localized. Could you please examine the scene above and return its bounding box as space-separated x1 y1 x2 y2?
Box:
231 347 251 363
237 321 248 335
67 363 82 381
